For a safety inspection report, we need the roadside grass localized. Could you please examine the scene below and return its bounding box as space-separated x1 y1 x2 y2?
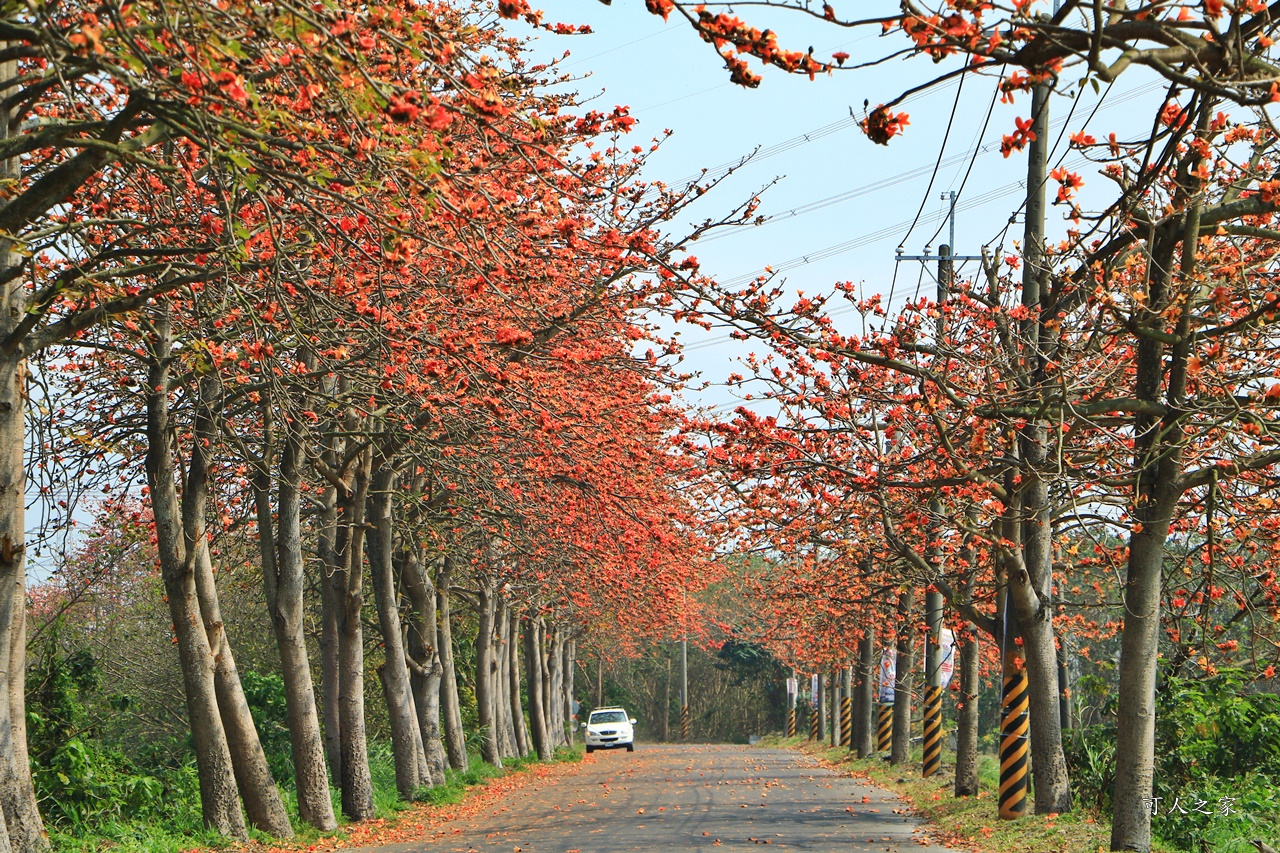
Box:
768 735 1183 853
48 744 585 853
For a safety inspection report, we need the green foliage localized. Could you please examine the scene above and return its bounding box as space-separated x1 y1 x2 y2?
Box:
1064 724 1117 813
1151 668 1280 851
368 740 411 817
240 670 294 781
713 639 785 686
27 630 170 829
1066 668 1280 852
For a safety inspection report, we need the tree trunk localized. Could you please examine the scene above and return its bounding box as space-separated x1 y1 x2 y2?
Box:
328 450 375 821
507 607 529 756
194 543 292 836
829 665 840 748
545 627 566 748
1015 75 1073 817
437 558 468 771
475 583 502 767
253 416 337 831
890 591 914 767
525 616 551 760
563 639 577 747
954 629 980 797
0 67 45 852
1007 559 1071 812
318 477 342 785
855 631 875 758
1057 630 1073 732
1110 524 1171 851
402 550 447 787
367 464 431 799
494 599 518 758
144 334 245 839
1109 126 1205 850
187 383 292 838
1016 471 1073 813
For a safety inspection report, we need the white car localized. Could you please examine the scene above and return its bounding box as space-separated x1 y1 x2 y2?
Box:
582 707 636 753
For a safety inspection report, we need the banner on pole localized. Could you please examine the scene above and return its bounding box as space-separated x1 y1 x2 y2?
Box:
939 629 956 689
877 648 897 704
810 673 819 707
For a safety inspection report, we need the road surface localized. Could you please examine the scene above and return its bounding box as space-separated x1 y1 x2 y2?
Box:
365 744 962 853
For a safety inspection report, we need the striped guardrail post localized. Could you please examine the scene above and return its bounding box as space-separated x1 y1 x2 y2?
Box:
998 666 1030 819
809 704 819 740
840 693 852 749
922 684 943 777
681 703 689 740
875 703 892 752
786 706 796 737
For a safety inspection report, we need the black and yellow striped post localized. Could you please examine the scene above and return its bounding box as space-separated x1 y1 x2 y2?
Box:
809 702 819 740
999 663 1030 819
875 703 892 752
839 694 852 748
680 703 689 740
922 684 943 777
786 705 796 737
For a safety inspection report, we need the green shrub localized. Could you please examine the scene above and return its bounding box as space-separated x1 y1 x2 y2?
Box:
240 670 294 781
1064 724 1116 813
1150 668 1280 851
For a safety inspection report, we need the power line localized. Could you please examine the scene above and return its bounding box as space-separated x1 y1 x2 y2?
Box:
690 79 1163 247
664 76 968 192
898 70 967 251
713 156 1088 291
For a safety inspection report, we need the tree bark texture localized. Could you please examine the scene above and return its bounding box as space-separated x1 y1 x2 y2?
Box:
144 333 245 839
402 550 448 787
855 632 875 758
954 630 980 797
506 605 529 756
437 558 468 771
1110 155 1202 852
525 617 551 760
890 591 915 767
254 416 336 830
324 449 375 821
0 58 44 852
495 600 518 758
475 584 502 767
188 383 292 837
367 464 431 799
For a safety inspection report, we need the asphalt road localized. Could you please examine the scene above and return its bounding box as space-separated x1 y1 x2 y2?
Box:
367 744 961 853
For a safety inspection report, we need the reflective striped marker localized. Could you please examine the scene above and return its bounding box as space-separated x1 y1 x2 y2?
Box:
875 703 892 752
840 696 852 749
809 706 819 741
922 685 942 777
998 668 1030 820
786 706 796 738
681 704 690 740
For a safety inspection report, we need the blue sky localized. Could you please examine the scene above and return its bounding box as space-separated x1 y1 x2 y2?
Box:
521 2 1172 414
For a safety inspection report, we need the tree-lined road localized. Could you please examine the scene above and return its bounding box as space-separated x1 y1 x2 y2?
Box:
369 745 959 853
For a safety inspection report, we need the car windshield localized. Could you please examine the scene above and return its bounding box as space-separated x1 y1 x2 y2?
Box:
590 711 626 724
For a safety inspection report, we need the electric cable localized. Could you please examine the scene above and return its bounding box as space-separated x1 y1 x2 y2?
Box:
688 79 1161 246
897 69 967 252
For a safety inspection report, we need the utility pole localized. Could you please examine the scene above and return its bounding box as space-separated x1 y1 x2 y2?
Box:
680 636 689 740
897 190 981 779
840 666 853 749
817 671 827 741
681 589 690 741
